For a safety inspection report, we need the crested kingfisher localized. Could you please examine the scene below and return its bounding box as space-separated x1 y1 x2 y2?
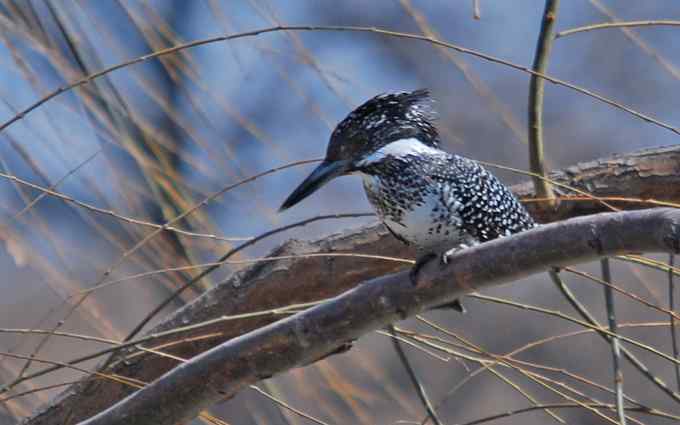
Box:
279 90 535 311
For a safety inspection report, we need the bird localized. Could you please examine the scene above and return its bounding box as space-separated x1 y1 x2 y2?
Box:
279 89 535 312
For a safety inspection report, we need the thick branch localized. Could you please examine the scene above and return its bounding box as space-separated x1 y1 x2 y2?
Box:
77 208 680 425
515 144 680 222
23 145 680 425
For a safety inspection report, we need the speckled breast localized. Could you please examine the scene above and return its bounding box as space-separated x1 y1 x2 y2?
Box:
361 173 475 253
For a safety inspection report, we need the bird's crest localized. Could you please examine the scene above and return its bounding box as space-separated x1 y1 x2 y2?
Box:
327 90 440 162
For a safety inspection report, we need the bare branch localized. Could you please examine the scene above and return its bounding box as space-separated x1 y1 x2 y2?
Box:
557 20 680 38
514 145 680 222
77 208 680 425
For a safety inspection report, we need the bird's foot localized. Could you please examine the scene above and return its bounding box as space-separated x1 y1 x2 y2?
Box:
411 247 468 313
411 247 464 286
409 253 438 287
440 246 469 313
441 243 469 265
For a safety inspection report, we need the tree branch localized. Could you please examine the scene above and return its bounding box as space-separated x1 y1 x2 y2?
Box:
515 144 680 222
76 208 680 425
528 0 559 206
23 145 680 425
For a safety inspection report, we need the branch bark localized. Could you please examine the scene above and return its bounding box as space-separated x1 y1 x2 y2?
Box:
23 145 680 425
77 208 680 425
516 144 680 222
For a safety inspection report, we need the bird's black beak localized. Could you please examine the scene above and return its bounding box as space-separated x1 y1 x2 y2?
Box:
279 159 350 211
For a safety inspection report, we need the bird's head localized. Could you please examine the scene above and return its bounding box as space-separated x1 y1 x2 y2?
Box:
279 89 439 211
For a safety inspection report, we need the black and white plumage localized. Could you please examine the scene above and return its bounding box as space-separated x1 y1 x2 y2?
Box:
280 90 535 309
358 139 534 255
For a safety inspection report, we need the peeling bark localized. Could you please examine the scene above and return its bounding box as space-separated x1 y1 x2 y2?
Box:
515 144 680 222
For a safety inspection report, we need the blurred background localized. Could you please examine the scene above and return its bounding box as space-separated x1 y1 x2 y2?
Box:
1 1 680 424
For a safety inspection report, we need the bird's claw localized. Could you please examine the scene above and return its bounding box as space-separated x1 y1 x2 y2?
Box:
409 252 438 286
442 244 469 265
411 249 457 286
412 249 467 313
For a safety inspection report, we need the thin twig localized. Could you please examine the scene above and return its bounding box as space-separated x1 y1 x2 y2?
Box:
399 0 527 146
410 318 680 425
122 212 374 343
390 323 646 425
455 403 679 425
468 338 643 425
0 351 141 389
0 170 251 242
387 324 444 425
601 259 626 425
444 329 634 424
584 0 680 81
2 26 679 137
0 148 103 388
420 326 566 425
565 267 680 322
419 316 653 410
528 0 559 206
557 20 680 38
549 269 680 404
486 369 567 425
479 160 619 212
476 289 680 364
617 255 680 280
670 254 680 391
377 329 451 363
0 381 83 404
9 148 102 222
250 386 330 425
82 213 376 294
515 367 624 425
2 300 325 392
472 0 481 19
0 158 322 395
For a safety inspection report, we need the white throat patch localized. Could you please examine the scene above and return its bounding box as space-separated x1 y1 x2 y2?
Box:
357 138 440 167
